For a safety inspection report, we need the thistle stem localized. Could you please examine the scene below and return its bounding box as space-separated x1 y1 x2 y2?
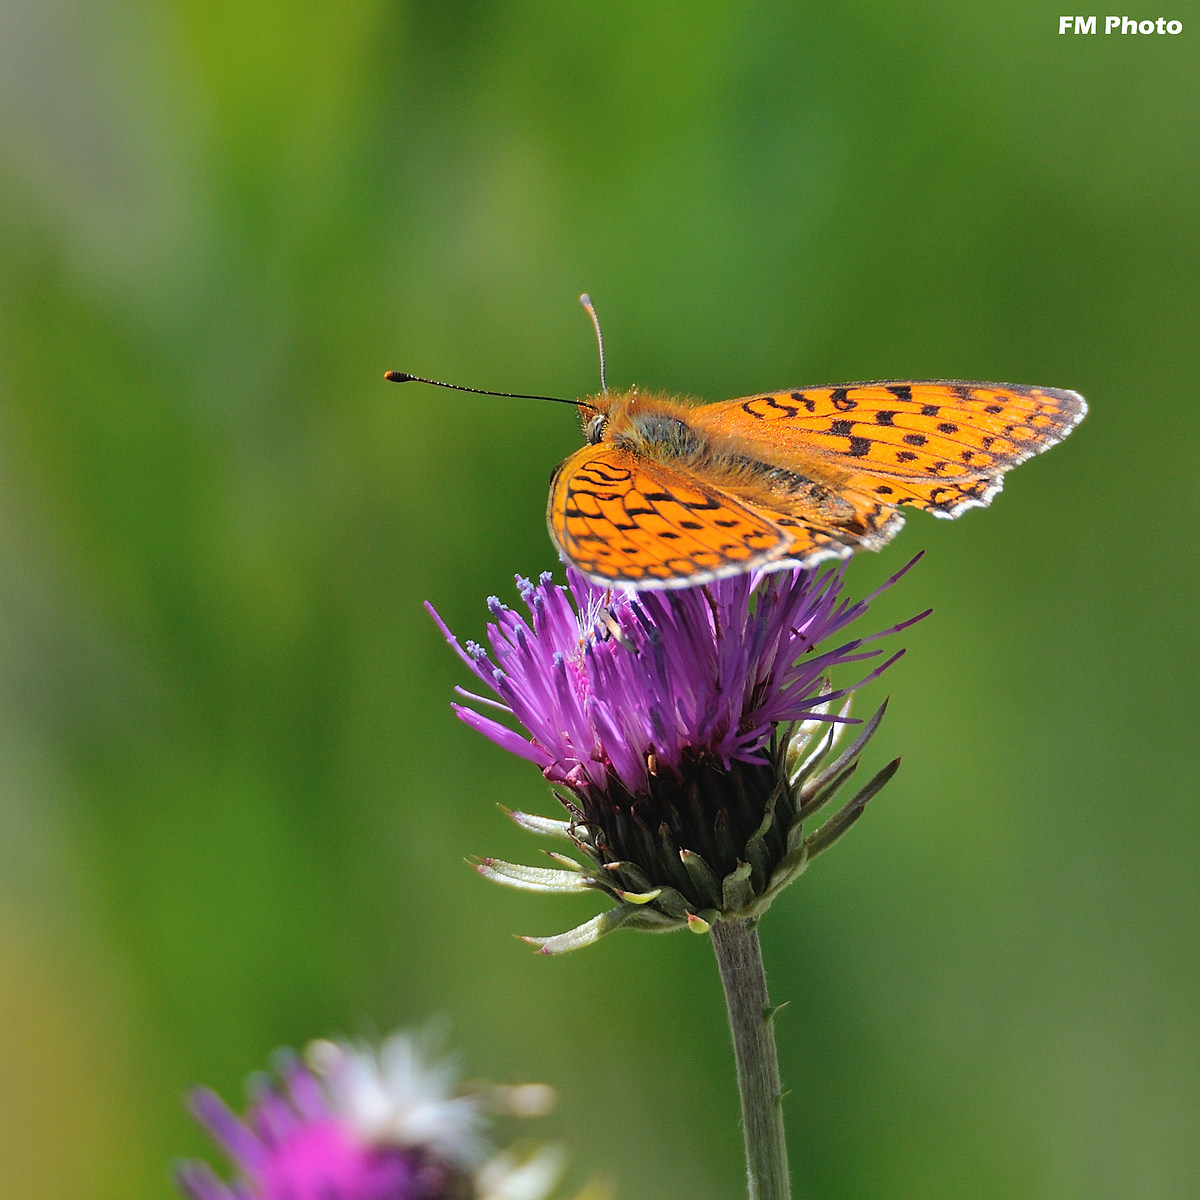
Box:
710 917 792 1200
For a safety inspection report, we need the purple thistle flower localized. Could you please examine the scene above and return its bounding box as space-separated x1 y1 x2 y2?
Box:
430 560 926 952
174 1032 571 1200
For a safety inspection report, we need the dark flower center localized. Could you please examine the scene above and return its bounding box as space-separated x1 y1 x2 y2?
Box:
572 740 793 910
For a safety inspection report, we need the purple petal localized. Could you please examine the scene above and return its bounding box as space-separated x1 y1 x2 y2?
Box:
188 1088 265 1172
432 558 917 799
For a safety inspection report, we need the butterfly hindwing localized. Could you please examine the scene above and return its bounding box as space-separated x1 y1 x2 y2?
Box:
548 444 800 587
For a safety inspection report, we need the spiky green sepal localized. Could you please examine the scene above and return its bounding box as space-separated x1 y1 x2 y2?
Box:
480 698 898 953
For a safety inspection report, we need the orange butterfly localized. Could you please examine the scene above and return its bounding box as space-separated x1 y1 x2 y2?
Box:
547 376 1086 589
388 299 1086 590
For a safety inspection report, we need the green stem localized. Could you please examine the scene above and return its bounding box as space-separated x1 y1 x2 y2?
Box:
710 917 792 1200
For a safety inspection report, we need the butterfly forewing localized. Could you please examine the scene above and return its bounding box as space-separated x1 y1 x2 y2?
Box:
690 381 1087 517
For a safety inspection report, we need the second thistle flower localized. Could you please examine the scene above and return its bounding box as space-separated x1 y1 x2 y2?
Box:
176 1029 577 1200
431 562 926 952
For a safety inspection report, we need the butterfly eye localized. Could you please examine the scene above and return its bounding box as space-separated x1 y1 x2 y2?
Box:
586 414 608 444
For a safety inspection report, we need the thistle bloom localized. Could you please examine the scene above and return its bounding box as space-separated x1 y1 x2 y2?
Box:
430 560 925 952
175 1030 574 1200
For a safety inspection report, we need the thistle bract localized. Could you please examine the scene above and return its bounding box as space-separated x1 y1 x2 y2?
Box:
431 561 925 952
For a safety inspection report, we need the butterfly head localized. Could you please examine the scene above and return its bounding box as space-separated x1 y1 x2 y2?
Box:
579 385 641 443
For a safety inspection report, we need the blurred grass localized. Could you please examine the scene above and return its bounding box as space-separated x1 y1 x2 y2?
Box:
1 1 1198 1197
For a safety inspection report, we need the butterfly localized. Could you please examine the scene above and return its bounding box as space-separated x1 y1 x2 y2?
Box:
546 378 1087 589
386 299 1086 590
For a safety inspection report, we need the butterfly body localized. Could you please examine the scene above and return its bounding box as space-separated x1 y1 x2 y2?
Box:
548 380 1086 589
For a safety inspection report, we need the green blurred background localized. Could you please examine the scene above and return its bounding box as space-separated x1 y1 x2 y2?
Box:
1 2 1197 1197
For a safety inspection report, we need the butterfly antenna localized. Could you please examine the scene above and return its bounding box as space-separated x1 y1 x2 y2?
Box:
384 372 596 412
579 293 607 393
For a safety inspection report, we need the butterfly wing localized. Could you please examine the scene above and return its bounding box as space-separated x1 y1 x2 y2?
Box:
548 443 853 587
689 381 1087 517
